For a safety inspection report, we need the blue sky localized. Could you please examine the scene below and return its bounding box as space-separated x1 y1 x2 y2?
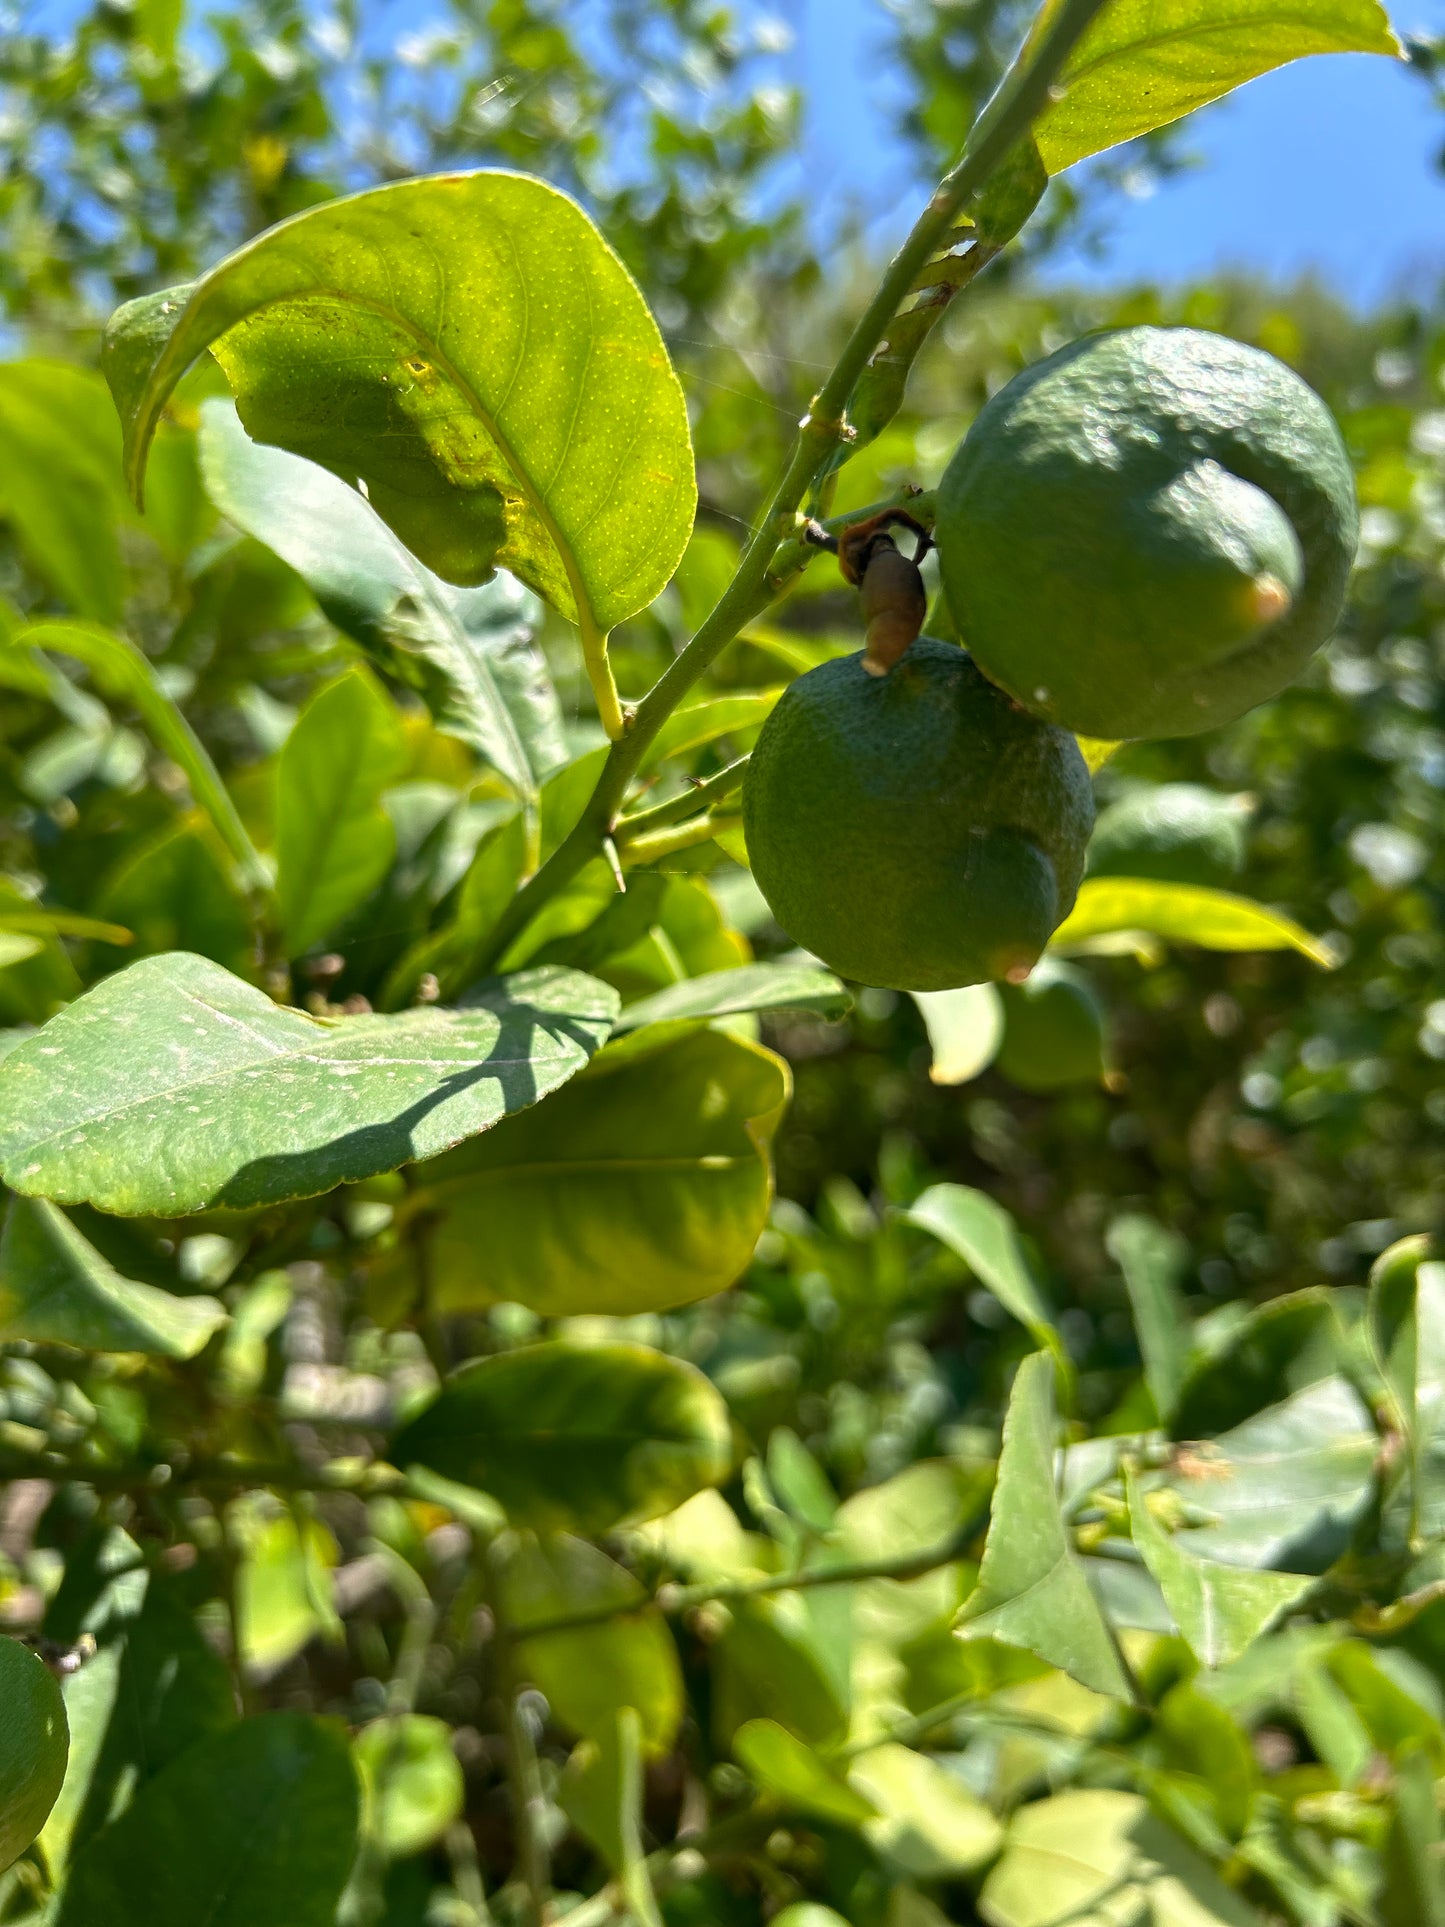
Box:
795 0 1445 308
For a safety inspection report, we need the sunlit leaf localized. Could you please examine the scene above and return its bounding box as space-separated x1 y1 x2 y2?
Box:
355 1716 464 1860
733 1720 877 1826
959 1353 1131 1699
848 1743 1004 1877
496 1532 683 1753
233 1499 340 1678
1050 877 1335 966
0 953 617 1214
0 1636 68 1876
410 1026 788 1317
979 1788 1264 1927
0 362 129 621
905 1185 1064 1363
910 984 1005 1085
1125 1469 1312 1667
391 1340 732 1536
199 399 566 814
276 666 408 956
615 960 850 1033
0 1195 227 1356
54 1713 358 1927
104 172 697 648
1030 0 1400 175
1107 1214 1193 1423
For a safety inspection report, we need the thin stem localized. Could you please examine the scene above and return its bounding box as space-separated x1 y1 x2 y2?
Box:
618 811 739 868
488 1541 552 1926
470 0 1108 972
579 618 626 741
615 757 749 840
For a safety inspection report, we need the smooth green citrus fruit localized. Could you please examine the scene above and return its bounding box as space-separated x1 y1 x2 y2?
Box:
0 1637 68 1874
936 326 1358 740
742 639 1094 992
1087 782 1251 889
995 958 1106 1094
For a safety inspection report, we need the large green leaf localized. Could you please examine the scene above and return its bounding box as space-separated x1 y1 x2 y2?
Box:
7 622 267 894
410 1026 789 1317
905 1185 1064 1363
96 817 255 978
0 952 617 1215
1157 1376 1378 1572
1030 0 1400 175
276 666 408 956
41 1568 234 1875
0 362 129 621
1051 878 1335 965
104 172 697 647
391 1340 732 1536
495 1532 683 1753
1173 1287 1347 1438
959 1352 1130 1699
1125 1468 1312 1667
0 1195 227 1356
979 1788 1264 1927
199 399 566 815
54 1713 358 1927
0 1637 69 1876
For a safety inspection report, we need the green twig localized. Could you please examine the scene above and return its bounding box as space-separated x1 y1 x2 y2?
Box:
469 0 1110 972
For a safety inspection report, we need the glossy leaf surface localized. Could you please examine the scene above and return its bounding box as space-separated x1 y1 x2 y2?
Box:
54 1713 358 1927
906 1185 1063 1361
0 1637 68 1875
391 1340 732 1535
0 953 617 1214
959 1352 1130 1699
1031 0 1399 175
276 667 408 956
105 172 697 636
0 1195 227 1355
1052 878 1334 966
413 1027 788 1316
200 400 566 808
613 960 850 1033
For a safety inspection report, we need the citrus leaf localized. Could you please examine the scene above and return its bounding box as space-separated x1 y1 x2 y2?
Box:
614 961 850 1033
559 1711 664 1927
1125 1468 1312 1667
103 171 697 643
41 1567 235 1876
53 1713 358 1927
1157 1377 1378 1572
496 1533 683 1753
848 1743 1004 1877
980 1788 1265 1927
0 1195 227 1356
354 1716 464 1861
1107 1214 1193 1423
640 690 783 771
199 400 566 808
276 667 408 956
7 622 266 894
410 1026 788 1317
0 1637 68 1876
1031 0 1401 176
959 1352 1131 1700
391 1340 732 1536
1050 877 1335 966
0 952 617 1215
910 984 1005 1086
904 1184 1064 1362
0 362 129 622
733 1720 878 1826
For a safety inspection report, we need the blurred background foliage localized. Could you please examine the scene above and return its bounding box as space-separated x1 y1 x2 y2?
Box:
1 2 1444 1924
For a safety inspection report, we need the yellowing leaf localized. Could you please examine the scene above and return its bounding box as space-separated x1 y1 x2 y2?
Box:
1031 0 1401 175
1051 877 1335 965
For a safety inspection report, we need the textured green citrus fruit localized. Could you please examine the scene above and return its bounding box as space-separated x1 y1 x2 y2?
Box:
742 640 1094 992
995 958 1106 1094
0 1637 68 1874
936 326 1358 740
1087 782 1251 889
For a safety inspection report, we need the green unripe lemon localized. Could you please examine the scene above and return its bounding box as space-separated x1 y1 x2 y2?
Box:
0 1638 68 1874
995 958 1107 1093
936 326 1358 740
743 640 1094 992
1087 782 1251 889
